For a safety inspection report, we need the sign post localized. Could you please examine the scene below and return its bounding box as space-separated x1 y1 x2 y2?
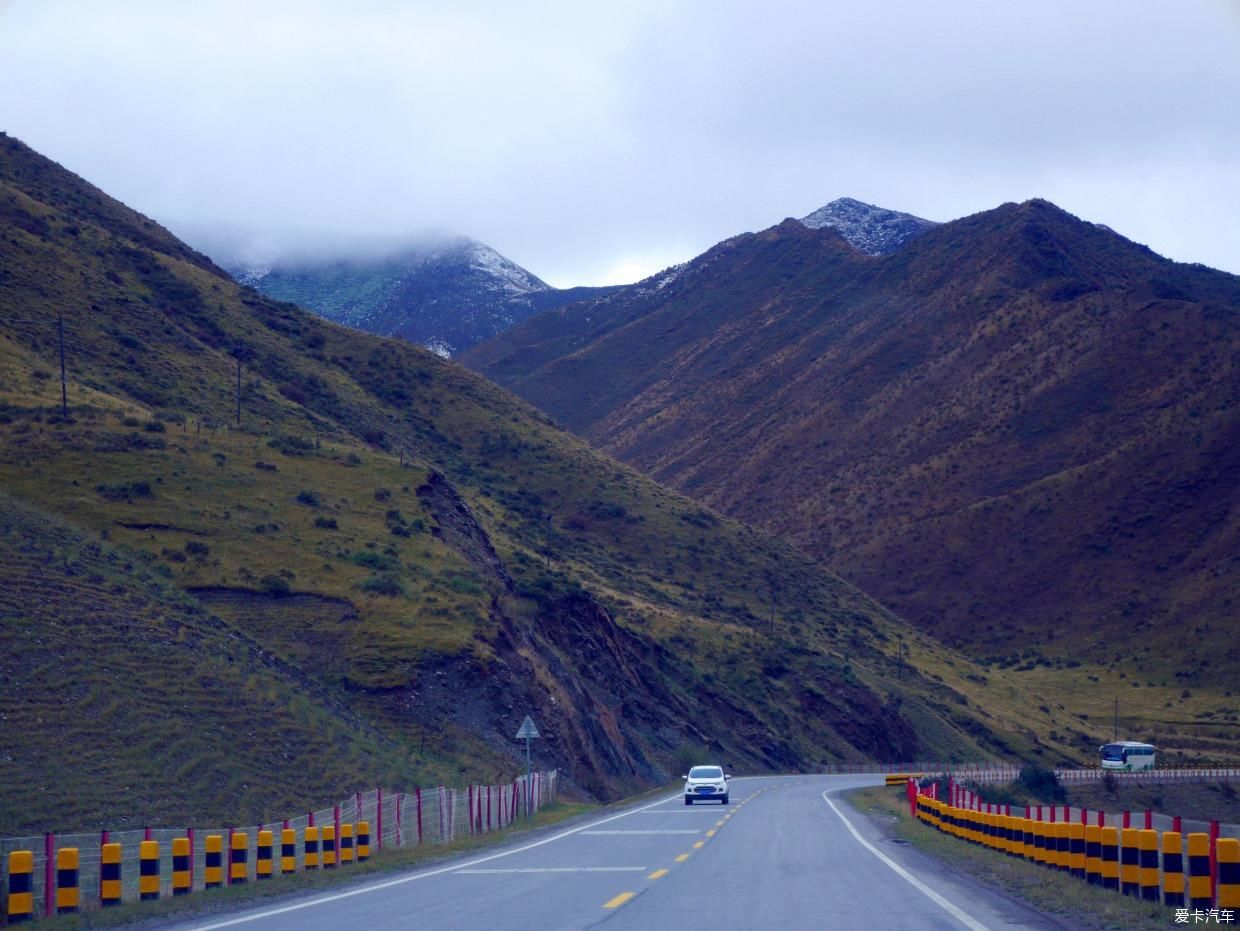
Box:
515 715 540 817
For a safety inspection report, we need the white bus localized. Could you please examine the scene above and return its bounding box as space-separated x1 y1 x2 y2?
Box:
1099 741 1156 771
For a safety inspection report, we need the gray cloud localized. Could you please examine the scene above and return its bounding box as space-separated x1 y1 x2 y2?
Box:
1 0 1237 285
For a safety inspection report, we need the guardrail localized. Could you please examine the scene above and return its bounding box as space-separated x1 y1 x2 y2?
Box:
949 766 1240 785
907 780 1239 914
0 771 557 923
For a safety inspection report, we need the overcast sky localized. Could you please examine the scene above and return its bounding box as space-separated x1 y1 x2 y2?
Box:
1 0 1238 286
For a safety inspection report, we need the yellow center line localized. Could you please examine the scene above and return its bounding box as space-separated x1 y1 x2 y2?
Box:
715 820 725 826
693 841 705 849
603 892 635 909
649 869 668 880
706 830 716 837
675 853 690 862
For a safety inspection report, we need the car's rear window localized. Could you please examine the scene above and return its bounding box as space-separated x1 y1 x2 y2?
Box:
689 766 723 778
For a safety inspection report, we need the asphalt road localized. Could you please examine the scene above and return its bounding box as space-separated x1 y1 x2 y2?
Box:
174 775 1059 930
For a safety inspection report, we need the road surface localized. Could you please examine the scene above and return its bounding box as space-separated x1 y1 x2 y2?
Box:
173 775 1059 930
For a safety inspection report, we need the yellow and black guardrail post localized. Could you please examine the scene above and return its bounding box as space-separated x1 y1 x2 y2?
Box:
1042 821 1056 869
101 842 122 906
1084 824 1102 885
1188 832 1212 909
1068 822 1085 878
230 831 248 885
322 825 337 869
204 834 224 888
172 837 191 896
1217 837 1239 909
1045 821 1059 869
1056 822 1071 872
281 828 297 874
7 850 34 923
341 823 355 864
1100 826 1120 890
56 847 79 914
1120 827 1140 896
1031 818 1047 865
1138 829 1159 902
139 840 160 900
357 820 371 862
1163 831 1185 907
257 830 274 880
304 825 320 870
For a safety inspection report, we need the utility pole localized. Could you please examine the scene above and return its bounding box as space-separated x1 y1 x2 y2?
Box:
235 351 242 428
1113 696 1119 742
58 314 68 419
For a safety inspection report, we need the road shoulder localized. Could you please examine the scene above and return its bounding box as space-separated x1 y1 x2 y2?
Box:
842 787 1168 931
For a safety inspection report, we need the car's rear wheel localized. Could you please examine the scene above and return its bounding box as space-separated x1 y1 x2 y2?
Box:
685 797 692 805
721 796 729 805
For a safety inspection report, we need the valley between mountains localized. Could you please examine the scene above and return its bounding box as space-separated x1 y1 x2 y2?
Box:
2 128 1235 836
0 135 1082 834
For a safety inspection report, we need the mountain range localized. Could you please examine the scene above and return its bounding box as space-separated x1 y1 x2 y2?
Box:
0 133 1074 831
228 237 620 357
462 199 1240 701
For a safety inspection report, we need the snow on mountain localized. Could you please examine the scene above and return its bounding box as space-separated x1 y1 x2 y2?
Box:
231 262 272 287
798 197 938 256
229 236 562 357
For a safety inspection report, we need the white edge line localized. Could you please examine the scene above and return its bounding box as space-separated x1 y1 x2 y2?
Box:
184 792 681 929
454 867 648 874
821 789 990 931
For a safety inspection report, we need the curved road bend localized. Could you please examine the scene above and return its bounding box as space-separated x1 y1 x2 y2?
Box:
174 775 1059 930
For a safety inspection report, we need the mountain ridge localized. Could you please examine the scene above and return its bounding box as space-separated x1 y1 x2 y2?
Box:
463 198 1240 692
224 235 621 358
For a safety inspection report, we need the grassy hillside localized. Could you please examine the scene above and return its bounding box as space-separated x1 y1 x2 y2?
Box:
0 492 414 833
463 204 1240 765
0 134 1095 832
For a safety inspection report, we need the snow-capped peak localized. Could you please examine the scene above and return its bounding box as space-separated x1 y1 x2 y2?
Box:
798 197 938 256
466 242 549 295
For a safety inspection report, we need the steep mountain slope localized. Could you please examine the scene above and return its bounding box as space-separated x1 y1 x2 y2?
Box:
0 134 1072 829
232 238 619 357
799 196 938 255
462 202 1240 695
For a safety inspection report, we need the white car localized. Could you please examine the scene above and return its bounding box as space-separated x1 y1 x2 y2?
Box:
683 765 730 805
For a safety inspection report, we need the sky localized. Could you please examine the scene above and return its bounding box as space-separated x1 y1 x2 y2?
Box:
1 0 1238 287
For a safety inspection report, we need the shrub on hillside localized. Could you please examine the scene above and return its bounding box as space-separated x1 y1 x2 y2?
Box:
447 574 483 595
1018 763 1067 802
95 480 153 501
359 574 405 597
267 435 315 457
351 551 398 572
672 743 713 776
296 489 321 507
314 516 338 530
260 575 291 597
